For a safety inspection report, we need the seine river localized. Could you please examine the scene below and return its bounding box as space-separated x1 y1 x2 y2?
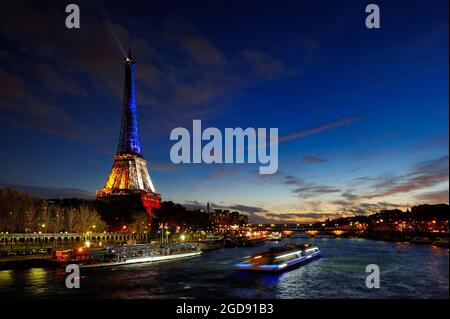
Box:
0 237 448 298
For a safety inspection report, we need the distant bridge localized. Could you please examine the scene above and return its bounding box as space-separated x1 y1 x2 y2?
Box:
251 224 362 236
280 229 352 237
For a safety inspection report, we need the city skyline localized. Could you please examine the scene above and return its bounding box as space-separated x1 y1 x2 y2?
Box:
0 0 448 223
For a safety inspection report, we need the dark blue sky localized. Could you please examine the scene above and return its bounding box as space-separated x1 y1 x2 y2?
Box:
0 0 448 222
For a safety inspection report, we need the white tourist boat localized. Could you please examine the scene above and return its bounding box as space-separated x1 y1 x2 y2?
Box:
79 250 202 268
57 244 202 269
235 243 321 272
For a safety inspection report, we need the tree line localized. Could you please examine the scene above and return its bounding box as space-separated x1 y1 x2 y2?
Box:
152 201 213 232
0 189 214 234
0 188 106 233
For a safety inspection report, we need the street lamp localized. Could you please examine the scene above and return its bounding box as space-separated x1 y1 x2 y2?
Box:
165 230 170 243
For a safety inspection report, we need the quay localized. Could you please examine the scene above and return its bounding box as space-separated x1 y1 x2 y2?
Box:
0 232 151 270
0 232 150 252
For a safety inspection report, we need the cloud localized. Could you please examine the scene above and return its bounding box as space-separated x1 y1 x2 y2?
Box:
331 200 404 216
415 189 449 203
363 155 449 199
0 68 26 98
303 39 320 65
0 3 132 142
283 175 303 186
181 35 226 66
301 155 327 163
240 49 289 77
34 63 88 96
205 167 241 180
0 2 299 146
182 166 243 193
282 174 339 198
292 185 340 198
182 200 208 210
181 200 267 216
348 176 377 185
1 3 129 93
330 156 449 216
341 191 359 201
342 156 449 205
278 116 366 144
227 204 268 213
0 93 76 139
248 211 343 224
150 162 179 173
182 199 346 223
0 184 94 199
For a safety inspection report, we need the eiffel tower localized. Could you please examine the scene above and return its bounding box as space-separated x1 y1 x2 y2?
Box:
96 48 161 229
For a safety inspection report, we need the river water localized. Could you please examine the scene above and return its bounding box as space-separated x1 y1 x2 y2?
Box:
0 237 448 298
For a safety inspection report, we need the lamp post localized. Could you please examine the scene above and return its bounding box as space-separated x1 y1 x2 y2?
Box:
25 230 28 252
40 224 46 250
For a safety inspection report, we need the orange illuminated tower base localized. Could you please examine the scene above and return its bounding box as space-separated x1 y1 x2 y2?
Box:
96 154 161 229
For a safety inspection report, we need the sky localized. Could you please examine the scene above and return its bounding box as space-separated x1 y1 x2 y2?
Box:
0 0 448 223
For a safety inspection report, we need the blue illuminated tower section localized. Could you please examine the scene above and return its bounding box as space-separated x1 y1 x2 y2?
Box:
117 49 142 156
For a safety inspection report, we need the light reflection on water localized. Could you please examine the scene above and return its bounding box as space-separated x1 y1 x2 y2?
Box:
0 270 13 286
0 237 448 299
26 268 49 296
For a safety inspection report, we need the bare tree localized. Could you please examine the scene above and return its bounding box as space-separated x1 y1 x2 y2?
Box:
77 205 105 233
24 205 38 233
4 211 18 233
52 207 65 233
130 211 150 234
66 208 77 233
0 188 44 233
37 205 52 233
78 205 92 233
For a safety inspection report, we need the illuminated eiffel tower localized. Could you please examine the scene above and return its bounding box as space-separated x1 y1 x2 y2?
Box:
96 49 161 228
